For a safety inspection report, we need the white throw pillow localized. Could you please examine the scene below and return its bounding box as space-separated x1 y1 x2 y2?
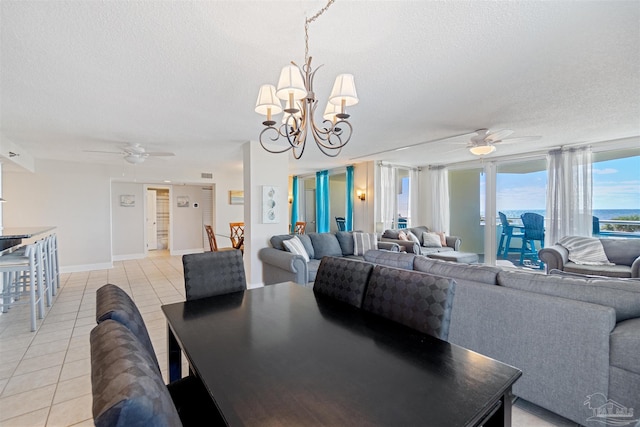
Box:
559 236 613 265
422 232 443 248
283 236 310 262
353 232 378 256
406 231 420 244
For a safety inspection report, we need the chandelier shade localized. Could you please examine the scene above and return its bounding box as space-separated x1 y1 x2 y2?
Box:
255 84 283 120
329 74 359 107
276 65 307 101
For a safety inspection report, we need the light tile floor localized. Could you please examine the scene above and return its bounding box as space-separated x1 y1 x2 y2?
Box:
0 251 577 426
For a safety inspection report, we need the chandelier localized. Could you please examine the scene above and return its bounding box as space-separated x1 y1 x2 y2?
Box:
255 0 358 159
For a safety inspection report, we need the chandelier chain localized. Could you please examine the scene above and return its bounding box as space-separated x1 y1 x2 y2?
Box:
304 0 335 63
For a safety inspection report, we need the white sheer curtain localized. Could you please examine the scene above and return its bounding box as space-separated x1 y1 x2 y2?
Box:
430 166 450 235
407 168 420 227
379 164 397 230
546 146 593 245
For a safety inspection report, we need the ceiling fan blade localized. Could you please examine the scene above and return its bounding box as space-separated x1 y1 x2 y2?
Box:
486 129 514 142
83 150 124 154
146 152 175 157
498 136 542 144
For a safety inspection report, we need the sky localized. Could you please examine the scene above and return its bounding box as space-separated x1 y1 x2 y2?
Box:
487 155 640 212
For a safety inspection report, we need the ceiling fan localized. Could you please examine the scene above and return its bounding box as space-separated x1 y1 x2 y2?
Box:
84 143 175 164
468 129 541 156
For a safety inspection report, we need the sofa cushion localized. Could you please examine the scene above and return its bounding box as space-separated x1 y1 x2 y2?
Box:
364 250 416 270
422 232 443 248
559 236 612 265
297 234 315 259
414 256 500 286
307 259 322 282
406 231 420 244
498 270 640 322
270 234 294 250
309 233 344 259
601 238 640 266
408 226 429 244
353 232 378 256
283 236 310 262
382 229 401 239
610 318 640 373
335 231 355 256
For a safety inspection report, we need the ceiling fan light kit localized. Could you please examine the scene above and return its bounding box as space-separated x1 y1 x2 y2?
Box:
469 144 496 156
467 128 540 156
255 0 358 159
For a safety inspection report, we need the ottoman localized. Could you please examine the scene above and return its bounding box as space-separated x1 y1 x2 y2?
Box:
427 251 479 264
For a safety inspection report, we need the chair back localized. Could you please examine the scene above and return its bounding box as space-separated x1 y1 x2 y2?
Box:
182 250 247 301
593 216 600 235
397 217 407 229
229 222 244 249
521 212 545 241
204 225 218 251
335 217 346 231
498 212 513 234
362 265 456 340
313 257 374 308
90 320 182 427
294 221 306 235
95 284 160 373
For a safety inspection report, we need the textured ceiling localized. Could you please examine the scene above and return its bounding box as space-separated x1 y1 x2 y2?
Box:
1 1 639 177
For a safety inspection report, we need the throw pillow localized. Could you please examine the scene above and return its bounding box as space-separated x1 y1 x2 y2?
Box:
398 231 408 241
559 236 613 266
283 235 310 262
406 231 420 244
353 232 378 256
435 231 447 246
422 232 443 248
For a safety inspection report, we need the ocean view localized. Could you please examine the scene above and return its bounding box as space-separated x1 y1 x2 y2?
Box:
498 209 640 220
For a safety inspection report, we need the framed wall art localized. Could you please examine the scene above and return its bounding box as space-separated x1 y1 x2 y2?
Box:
177 196 190 208
229 190 244 205
262 186 279 224
120 195 135 207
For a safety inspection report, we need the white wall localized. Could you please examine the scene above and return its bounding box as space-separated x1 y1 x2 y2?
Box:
171 185 206 254
4 159 113 271
3 158 245 271
112 182 145 258
449 169 484 253
243 141 289 287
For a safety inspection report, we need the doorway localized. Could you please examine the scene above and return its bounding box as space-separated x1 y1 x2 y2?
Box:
146 187 170 252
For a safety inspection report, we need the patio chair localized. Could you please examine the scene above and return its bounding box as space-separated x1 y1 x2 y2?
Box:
335 217 346 231
519 212 545 269
497 212 524 259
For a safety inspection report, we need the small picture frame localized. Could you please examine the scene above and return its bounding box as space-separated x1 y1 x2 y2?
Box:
177 196 190 208
229 190 244 205
120 195 135 207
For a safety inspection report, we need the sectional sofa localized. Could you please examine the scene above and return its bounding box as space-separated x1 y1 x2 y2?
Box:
356 250 640 426
258 231 400 285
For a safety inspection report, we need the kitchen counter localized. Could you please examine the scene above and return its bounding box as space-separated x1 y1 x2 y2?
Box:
0 226 56 251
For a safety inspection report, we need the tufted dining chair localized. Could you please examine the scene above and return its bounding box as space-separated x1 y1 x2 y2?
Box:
182 250 247 301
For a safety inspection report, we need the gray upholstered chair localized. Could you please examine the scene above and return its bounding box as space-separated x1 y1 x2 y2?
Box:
95 283 160 373
362 265 457 340
182 250 246 301
313 256 374 308
90 319 183 427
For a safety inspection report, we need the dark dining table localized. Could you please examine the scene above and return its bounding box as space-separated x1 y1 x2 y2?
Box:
162 282 522 426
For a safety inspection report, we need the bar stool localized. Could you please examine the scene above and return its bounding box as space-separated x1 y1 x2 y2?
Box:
0 241 47 331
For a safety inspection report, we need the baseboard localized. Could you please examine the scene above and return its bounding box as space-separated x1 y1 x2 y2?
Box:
60 262 113 274
113 253 146 261
170 248 206 256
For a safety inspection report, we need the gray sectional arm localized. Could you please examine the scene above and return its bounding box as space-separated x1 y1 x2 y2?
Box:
632 255 640 278
377 241 401 252
446 236 462 251
538 244 569 272
258 247 308 285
